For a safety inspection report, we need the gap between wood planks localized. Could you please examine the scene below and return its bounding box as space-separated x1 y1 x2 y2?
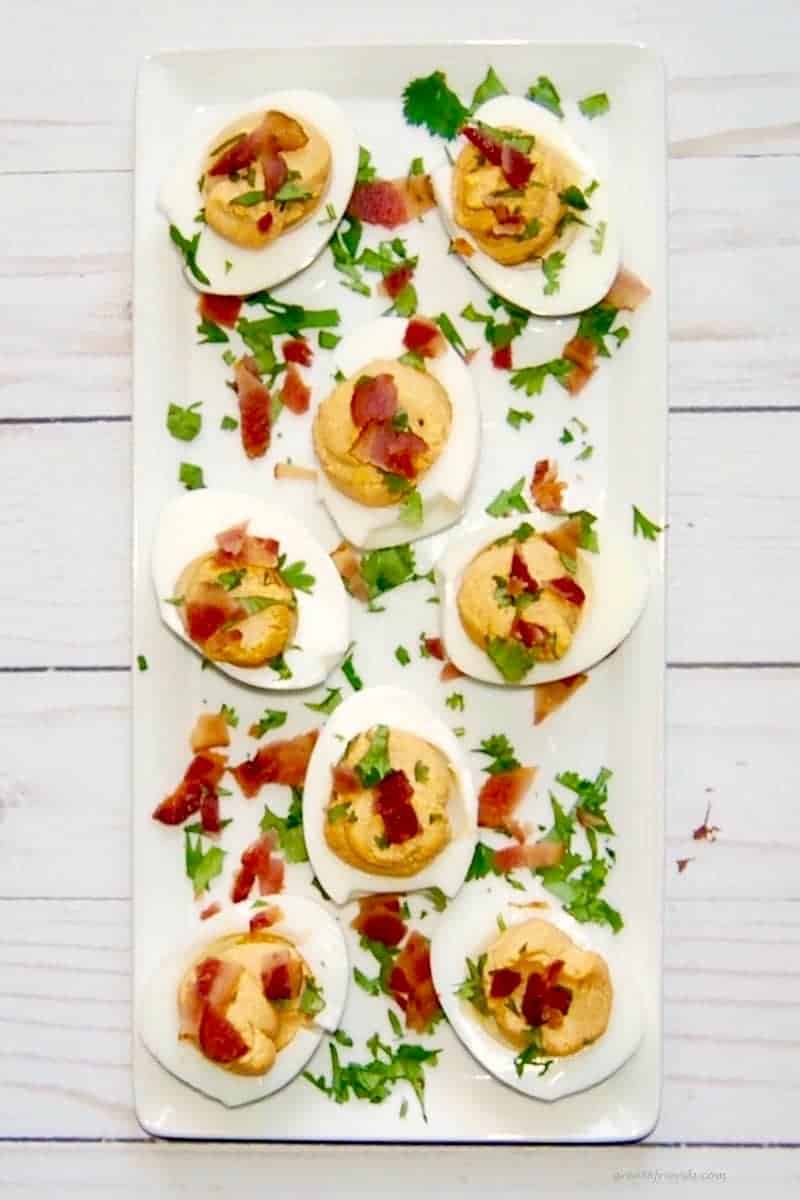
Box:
1 1136 799 1148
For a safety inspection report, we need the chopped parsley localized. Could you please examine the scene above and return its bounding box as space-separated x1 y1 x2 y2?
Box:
299 977 325 1017
578 92 610 119
399 488 424 528
509 358 572 397
330 215 371 296
356 145 377 183
421 885 447 911
402 70 469 140
355 725 391 787
166 401 202 442
576 444 594 462
409 155 426 176
196 317 229 344
333 1029 353 1047
574 302 627 358
445 692 465 712
168 224 210 286
559 185 590 211
434 312 472 361
559 426 575 445
414 760 430 783
395 645 411 667
229 189 266 207
184 830 225 895
469 65 508 111
341 650 363 692
514 1033 554 1078
260 787 308 863
398 350 426 371
475 733 520 775
220 414 238 431
274 176 312 204
591 220 607 255
278 557 315 594
456 954 488 1013
485 477 530 518
526 75 563 118
216 568 245 591
507 407 534 430
220 703 238 728
244 291 340 335
568 509 600 553
318 202 337 225
465 841 500 881
136 654 148 672
249 708 287 737
542 251 566 295
359 544 417 601
179 461 205 490
632 506 663 540
303 1037 441 1117
269 652 292 681
305 687 343 715
318 330 341 350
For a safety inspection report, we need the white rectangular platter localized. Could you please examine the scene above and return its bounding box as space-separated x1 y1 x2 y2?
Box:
133 41 667 1142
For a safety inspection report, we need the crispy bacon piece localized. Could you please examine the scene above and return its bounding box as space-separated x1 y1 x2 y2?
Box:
461 124 504 166
274 461 317 481
440 659 465 682
531 459 566 514
152 751 227 826
351 894 408 947
693 802 721 843
450 236 475 258
198 293 243 329
352 421 428 479
604 267 651 311
389 931 441 1033
209 110 306 178
198 1003 249 1062
461 125 533 189
190 712 230 752
331 762 361 794
381 264 415 300
542 517 583 560
249 904 282 932
280 363 311 415
348 179 409 228
185 581 245 643
257 212 273 234
180 957 242 1040
563 363 594 395
676 857 693 874
492 343 513 370
399 172 436 219
512 616 549 649
350 373 398 428
510 550 538 594
235 358 271 459
200 787 222 835
330 540 369 603
489 967 522 999
243 535 280 567
562 335 598 374
478 766 537 833
231 832 285 903
494 839 564 872
215 521 248 556
375 770 420 845
261 147 288 199
533 674 589 725
260 949 303 1001
548 575 586 607
423 636 445 661
208 133 258 178
282 337 313 366
403 316 445 358
199 901 221 921
521 961 572 1028
231 730 319 798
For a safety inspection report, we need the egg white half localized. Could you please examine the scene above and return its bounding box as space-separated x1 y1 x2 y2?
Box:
436 512 649 686
431 95 621 317
160 89 359 296
303 685 478 904
138 898 349 1107
151 488 350 690
431 877 643 1102
315 316 481 549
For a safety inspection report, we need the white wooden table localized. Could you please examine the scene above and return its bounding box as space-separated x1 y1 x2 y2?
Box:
2 0 799 1193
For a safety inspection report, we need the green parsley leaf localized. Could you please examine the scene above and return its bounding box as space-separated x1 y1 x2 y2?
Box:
269 652 292 681
260 788 308 863
414 760 430 783
318 330 341 350
392 282 418 318
632 505 663 540
305 687 343 715
395 645 411 667
353 966 381 996
485 477 530 518
487 636 536 682
220 703 238 728
542 251 566 295
179 461 205 491
169 224 210 286
327 801 353 825
388 1009 404 1039
576 444 594 462
421 885 447 911
244 292 341 333
475 733 520 775
399 488 424 528
461 302 490 323
229 189 266 207
575 302 620 358
249 709 287 737
509 358 572 397
507 407 534 430
559 552 578 574
408 155 425 176
221 414 238 431
356 725 391 787
318 202 337 226
578 92 610 119
569 509 600 553
466 841 499 881
196 317 229 344
166 402 202 442
359 544 416 601
356 145 377 183
299 976 325 1017
136 654 148 672
591 220 607 255
184 830 225 895
402 70 469 140
341 650 363 692
434 311 471 360
514 1032 554 1078
456 954 488 1013
398 350 426 371
559 426 575 445
469 66 508 112
559 185 590 211
526 75 563 118
303 1037 441 1117
279 557 315 594
274 178 312 204
445 692 465 712
333 1029 353 1047
216 568 245 591
330 215 371 295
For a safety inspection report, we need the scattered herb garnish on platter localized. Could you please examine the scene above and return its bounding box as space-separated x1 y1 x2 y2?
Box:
167 402 202 442
184 830 225 896
303 1036 441 1118
632 506 663 540
579 92 610 119
169 224 210 285
260 788 308 863
305 687 344 715
341 648 364 692
136 654 148 672
542 251 566 296
359 544 417 602
249 709 287 737
402 70 469 139
509 358 572 397
356 145 377 183
526 75 563 118
196 317 228 344
485 477 531 518
179 461 205 491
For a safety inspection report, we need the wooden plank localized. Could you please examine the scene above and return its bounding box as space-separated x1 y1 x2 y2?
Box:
1 668 796 902
1 1 799 173
0 413 796 666
2 156 798 420
1 896 799 1143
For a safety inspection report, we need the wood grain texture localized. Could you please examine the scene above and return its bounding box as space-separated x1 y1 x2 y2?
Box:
0 413 797 667
1 896 798 1142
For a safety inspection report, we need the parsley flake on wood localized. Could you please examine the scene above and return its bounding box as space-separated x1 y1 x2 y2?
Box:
485 477 530 518
167 402 202 442
179 462 205 491
526 75 564 118
169 224 210 285
632 506 663 540
578 92 610 119
402 70 469 140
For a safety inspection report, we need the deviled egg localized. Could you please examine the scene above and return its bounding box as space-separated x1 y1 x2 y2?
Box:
152 489 350 690
312 316 480 549
161 90 359 295
138 898 348 1106
431 878 643 1101
431 95 620 316
303 685 478 904
436 512 648 686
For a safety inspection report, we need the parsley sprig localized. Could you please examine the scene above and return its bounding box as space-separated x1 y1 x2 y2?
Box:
303 1036 441 1118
